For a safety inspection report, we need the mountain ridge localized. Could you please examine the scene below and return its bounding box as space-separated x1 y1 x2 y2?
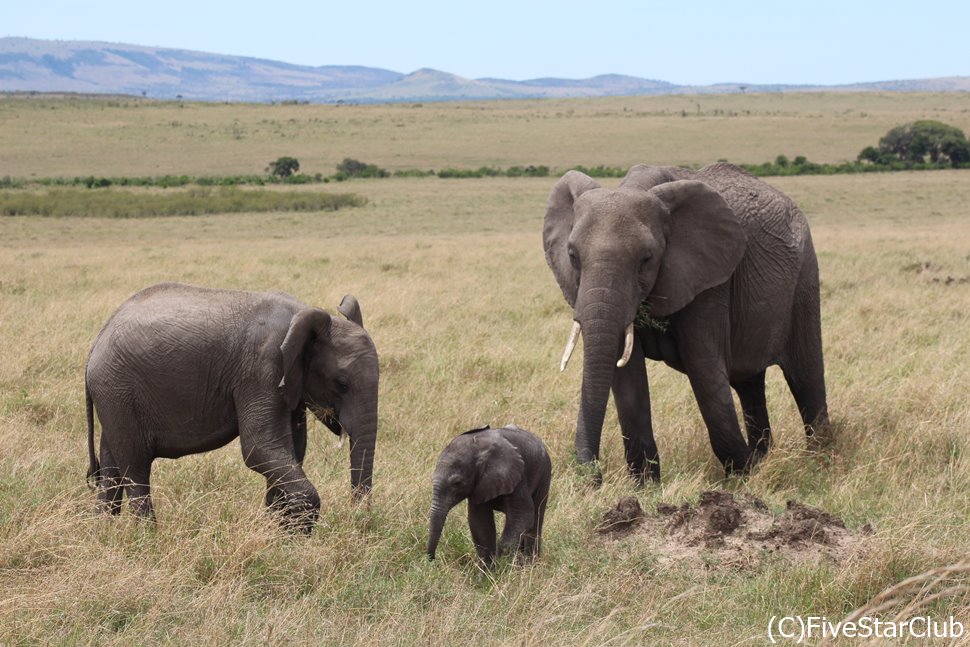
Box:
3 37 968 103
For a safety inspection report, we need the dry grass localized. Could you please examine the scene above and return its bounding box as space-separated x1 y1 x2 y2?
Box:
1 94 969 644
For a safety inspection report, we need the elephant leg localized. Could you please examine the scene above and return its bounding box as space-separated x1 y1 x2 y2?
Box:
524 473 551 559
95 442 123 515
467 502 497 568
783 252 832 449
781 363 831 449
265 401 305 509
100 432 155 519
675 296 752 475
498 492 536 562
122 463 155 520
238 400 320 533
291 402 307 465
612 334 660 484
732 370 772 460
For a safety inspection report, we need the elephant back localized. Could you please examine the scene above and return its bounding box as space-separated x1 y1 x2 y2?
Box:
693 162 808 250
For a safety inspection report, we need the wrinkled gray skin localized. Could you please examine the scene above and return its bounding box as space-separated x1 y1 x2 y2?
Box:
544 163 830 483
428 425 552 568
85 282 379 532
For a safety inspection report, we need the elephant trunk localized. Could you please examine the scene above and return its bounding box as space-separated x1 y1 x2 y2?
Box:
347 396 378 499
427 485 453 560
574 286 630 467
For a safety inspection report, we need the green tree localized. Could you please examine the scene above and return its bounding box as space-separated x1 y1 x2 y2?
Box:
267 156 300 178
872 121 968 167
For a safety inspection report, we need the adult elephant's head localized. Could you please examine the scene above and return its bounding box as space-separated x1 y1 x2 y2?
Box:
280 295 379 498
543 166 746 464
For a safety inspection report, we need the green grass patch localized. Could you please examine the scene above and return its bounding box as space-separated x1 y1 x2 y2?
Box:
0 186 366 218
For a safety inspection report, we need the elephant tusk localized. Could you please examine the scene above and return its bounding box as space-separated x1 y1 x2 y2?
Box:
337 429 348 449
560 320 582 372
617 323 635 367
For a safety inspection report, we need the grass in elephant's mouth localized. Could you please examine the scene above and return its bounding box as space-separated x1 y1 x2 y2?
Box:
1 93 969 645
636 302 670 332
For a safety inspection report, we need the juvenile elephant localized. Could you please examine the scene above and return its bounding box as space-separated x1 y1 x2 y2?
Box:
85 282 379 531
544 163 830 482
427 425 551 568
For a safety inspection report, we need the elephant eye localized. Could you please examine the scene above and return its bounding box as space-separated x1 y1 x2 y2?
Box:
568 247 580 269
640 254 654 270
335 377 350 394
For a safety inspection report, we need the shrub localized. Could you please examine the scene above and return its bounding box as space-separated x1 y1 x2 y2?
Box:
569 165 627 178
437 167 502 179
506 165 550 177
335 158 389 179
267 156 300 178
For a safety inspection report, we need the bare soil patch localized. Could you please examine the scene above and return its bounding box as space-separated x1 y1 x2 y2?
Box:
598 491 869 570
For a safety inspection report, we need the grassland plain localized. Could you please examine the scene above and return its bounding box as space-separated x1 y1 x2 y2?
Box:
0 95 969 645
3 92 970 178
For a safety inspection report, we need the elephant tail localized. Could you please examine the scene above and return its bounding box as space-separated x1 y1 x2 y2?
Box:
85 383 99 488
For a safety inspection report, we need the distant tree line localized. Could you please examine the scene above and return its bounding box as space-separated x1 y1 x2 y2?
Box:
5 126 967 192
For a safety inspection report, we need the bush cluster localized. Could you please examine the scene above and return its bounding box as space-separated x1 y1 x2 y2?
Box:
437 166 503 179
568 165 627 178
334 158 390 180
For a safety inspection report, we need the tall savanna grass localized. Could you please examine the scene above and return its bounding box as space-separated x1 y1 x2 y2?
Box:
0 186 365 218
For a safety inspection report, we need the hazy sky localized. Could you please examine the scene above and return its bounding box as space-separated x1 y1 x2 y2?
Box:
5 0 968 85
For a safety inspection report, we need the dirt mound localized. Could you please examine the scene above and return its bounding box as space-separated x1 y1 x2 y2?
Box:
597 496 645 538
600 491 868 570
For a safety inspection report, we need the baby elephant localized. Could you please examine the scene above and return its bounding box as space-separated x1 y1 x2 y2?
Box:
427 425 551 568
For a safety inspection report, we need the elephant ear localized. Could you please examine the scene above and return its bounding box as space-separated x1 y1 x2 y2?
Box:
338 294 363 327
470 432 525 505
279 308 332 411
646 180 747 317
543 170 601 307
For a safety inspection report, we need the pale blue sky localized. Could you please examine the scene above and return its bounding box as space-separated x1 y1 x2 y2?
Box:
5 0 968 85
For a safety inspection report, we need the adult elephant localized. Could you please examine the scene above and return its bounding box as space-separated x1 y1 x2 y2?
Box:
85 282 379 531
544 163 830 483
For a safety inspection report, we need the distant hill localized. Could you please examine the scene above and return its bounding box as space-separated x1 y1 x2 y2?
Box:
2 37 968 103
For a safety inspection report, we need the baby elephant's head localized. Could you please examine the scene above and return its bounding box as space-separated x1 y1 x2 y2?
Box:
427 428 524 560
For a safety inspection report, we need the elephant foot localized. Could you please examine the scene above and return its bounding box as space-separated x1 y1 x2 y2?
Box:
721 448 755 478
265 488 321 534
630 461 661 488
805 421 835 452
574 458 603 488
